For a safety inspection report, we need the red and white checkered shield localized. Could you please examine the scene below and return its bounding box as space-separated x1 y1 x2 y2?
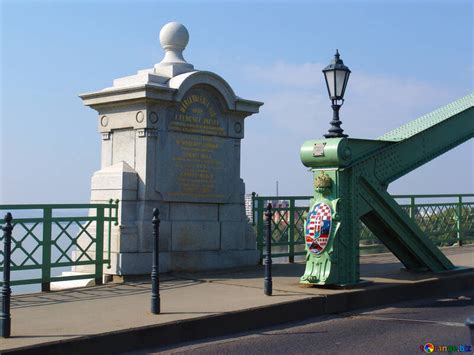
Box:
305 202 332 254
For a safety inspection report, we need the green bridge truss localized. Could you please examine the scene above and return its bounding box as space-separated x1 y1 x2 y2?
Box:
296 93 473 286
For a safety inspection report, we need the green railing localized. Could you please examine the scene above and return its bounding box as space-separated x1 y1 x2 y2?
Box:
252 193 474 261
0 201 119 290
252 195 309 262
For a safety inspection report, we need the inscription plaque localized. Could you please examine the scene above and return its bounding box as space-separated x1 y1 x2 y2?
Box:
168 86 227 137
157 86 238 202
313 143 326 157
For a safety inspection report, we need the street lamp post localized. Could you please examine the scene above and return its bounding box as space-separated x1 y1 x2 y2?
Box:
322 50 351 138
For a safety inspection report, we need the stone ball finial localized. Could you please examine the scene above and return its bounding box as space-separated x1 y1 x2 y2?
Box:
160 22 189 51
156 22 193 71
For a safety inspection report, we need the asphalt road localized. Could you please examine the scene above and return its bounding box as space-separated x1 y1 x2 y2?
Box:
129 291 474 355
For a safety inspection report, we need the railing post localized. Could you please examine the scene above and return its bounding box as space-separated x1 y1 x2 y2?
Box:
151 208 161 314
257 198 264 264
251 192 256 226
288 199 295 263
1 212 13 338
456 195 463 247
106 199 113 269
95 207 104 285
409 196 416 220
264 203 273 296
41 208 52 292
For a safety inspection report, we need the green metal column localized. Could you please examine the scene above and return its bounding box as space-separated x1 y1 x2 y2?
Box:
409 196 416 221
457 196 463 246
288 198 295 263
299 140 361 286
95 207 104 285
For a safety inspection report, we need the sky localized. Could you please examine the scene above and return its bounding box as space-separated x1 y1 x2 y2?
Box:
0 0 473 204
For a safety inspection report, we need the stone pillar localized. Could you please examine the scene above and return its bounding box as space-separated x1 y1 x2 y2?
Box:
79 22 263 275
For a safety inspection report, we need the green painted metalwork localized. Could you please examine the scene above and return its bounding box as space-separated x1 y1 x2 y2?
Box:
0 201 119 288
253 193 474 259
296 93 473 285
288 198 295 262
95 207 105 286
378 94 474 142
252 195 317 260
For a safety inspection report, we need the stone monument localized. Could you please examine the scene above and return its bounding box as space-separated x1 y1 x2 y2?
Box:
79 22 263 275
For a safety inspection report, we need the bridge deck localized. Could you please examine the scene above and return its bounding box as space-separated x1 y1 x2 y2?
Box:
0 246 473 354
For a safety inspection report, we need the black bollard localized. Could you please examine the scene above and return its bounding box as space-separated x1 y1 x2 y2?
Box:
466 316 474 343
1 213 13 338
151 208 161 314
264 203 273 296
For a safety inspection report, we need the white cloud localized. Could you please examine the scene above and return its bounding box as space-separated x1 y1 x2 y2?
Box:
244 61 325 88
242 61 461 138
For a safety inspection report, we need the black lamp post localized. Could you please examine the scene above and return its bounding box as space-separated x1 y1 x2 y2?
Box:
322 50 351 138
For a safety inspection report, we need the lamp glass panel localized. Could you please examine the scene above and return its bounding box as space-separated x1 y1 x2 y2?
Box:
341 71 350 97
324 70 335 98
335 70 347 97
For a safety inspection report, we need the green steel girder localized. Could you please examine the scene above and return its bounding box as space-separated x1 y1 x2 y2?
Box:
300 93 473 286
378 94 474 142
358 178 453 271
373 95 474 184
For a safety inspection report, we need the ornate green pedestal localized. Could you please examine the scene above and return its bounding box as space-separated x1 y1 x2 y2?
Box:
300 171 342 285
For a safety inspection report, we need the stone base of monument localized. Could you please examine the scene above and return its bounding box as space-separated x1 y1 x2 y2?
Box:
114 250 260 274
72 160 261 276
72 249 259 276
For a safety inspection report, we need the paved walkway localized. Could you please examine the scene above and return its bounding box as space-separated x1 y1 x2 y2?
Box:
1 247 473 354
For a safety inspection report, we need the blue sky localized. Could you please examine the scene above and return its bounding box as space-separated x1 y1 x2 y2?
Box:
1 0 472 203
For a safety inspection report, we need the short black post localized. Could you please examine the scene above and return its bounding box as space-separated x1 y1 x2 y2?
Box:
264 203 273 296
466 316 474 343
1 213 13 338
151 208 161 314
